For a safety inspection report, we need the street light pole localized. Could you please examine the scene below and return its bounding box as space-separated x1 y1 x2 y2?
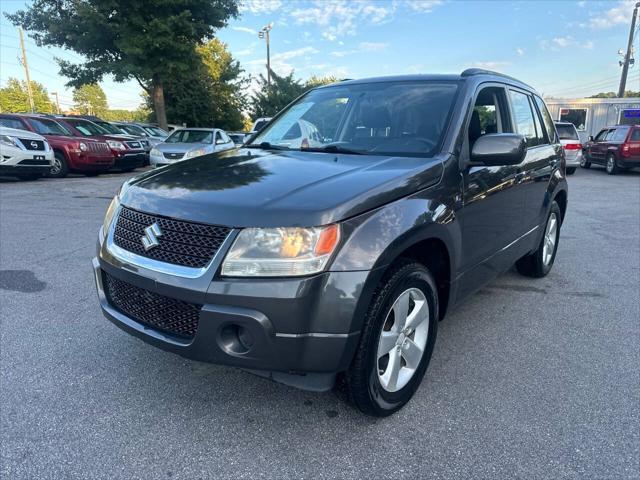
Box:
617 2 639 98
259 23 274 85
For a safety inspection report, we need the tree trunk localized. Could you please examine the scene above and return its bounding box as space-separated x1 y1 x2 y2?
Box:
152 74 168 130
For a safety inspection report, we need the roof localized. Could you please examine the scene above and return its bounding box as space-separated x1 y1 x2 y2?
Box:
317 69 536 93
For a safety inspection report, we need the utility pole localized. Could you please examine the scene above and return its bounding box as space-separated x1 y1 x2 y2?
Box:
618 2 639 98
51 92 61 114
259 23 273 85
18 27 35 113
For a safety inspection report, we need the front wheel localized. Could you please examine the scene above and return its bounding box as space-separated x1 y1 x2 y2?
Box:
516 201 561 278
606 154 619 175
580 156 591 169
48 152 68 178
346 260 438 416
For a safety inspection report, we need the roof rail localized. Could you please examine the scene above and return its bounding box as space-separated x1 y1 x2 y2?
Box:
461 67 528 83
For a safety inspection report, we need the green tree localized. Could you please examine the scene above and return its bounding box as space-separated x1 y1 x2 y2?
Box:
7 0 239 130
249 73 339 119
146 39 247 130
73 83 108 116
0 77 53 113
249 70 306 118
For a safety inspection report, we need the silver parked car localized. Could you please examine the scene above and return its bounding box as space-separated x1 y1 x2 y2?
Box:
149 128 235 168
554 121 581 175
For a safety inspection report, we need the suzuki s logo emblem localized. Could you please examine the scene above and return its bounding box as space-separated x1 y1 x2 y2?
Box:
30 141 38 148
141 223 162 251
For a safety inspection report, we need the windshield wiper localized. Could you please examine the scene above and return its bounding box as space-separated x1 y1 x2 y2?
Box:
246 141 290 151
303 145 365 155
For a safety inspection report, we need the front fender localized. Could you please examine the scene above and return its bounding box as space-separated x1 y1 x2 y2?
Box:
330 183 461 334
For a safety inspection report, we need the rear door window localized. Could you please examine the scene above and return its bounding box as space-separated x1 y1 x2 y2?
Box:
534 96 557 143
630 129 640 141
509 90 543 147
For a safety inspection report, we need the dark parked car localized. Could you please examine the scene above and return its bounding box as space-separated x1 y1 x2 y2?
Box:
581 124 640 174
94 70 568 416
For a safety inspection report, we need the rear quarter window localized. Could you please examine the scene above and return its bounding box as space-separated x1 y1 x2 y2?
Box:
630 129 640 141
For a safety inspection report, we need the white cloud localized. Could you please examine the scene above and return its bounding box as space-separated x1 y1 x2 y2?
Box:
582 40 594 50
330 41 388 57
272 46 319 62
240 0 282 14
404 1 443 13
552 36 575 48
577 1 586 7
516 47 525 56
290 0 440 41
471 61 511 70
588 0 633 29
232 26 257 35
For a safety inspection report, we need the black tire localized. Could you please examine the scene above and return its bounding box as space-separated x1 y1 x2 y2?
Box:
606 154 619 175
580 155 591 169
48 152 68 178
85 172 100 177
346 260 438 417
566 167 576 175
516 201 561 278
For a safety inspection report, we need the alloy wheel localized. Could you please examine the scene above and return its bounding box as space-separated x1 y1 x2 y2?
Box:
50 157 62 176
606 156 615 174
376 287 430 392
542 212 558 267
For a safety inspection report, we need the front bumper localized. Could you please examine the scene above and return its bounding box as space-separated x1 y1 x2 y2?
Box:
112 152 147 170
93 231 368 378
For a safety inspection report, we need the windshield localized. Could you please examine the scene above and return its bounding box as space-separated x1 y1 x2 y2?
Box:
556 124 579 140
251 81 459 157
66 119 108 136
165 130 213 144
117 124 146 136
28 118 71 136
142 126 168 137
94 121 123 134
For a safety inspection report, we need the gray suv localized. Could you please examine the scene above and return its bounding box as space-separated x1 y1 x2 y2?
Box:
94 69 568 416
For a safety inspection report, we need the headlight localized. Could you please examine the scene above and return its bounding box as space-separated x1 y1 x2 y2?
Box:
185 148 207 158
43 141 51 151
221 225 340 277
150 148 161 156
0 135 20 148
79 142 88 151
106 140 125 150
102 195 120 238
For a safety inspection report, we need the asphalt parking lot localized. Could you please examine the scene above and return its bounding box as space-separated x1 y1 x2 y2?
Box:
1 166 639 479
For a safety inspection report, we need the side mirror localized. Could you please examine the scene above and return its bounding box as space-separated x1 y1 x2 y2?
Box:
471 133 526 166
588 135 594 142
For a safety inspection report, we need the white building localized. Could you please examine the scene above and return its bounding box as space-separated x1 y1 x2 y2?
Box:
544 97 640 142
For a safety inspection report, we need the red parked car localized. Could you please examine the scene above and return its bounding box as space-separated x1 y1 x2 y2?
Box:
55 117 147 172
0 113 114 178
582 124 640 175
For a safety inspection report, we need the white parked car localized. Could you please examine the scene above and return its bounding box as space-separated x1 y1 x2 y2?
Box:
554 121 582 175
244 117 272 142
0 126 54 180
256 119 323 149
149 128 235 168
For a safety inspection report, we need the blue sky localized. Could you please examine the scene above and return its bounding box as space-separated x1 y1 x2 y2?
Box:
1 0 639 112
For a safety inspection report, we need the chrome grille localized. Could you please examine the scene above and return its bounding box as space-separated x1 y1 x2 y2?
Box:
18 138 45 151
103 272 200 339
125 141 142 149
88 141 110 153
163 152 184 160
113 206 231 268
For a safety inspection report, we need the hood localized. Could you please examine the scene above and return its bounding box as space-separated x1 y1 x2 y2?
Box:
121 148 444 228
0 126 45 140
